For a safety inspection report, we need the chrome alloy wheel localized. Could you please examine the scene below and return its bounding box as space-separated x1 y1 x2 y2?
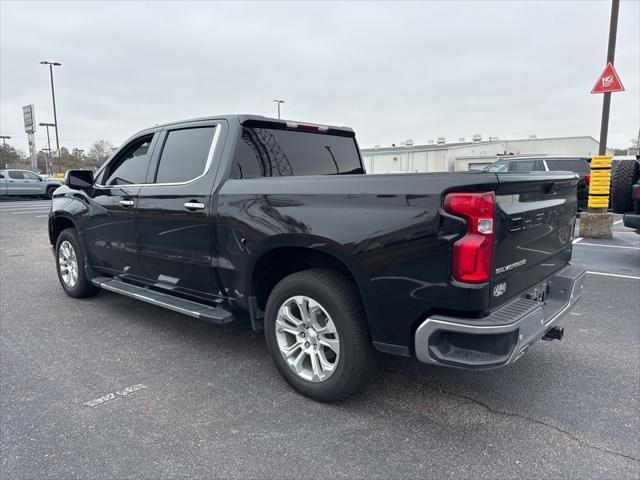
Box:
275 295 341 382
58 240 78 288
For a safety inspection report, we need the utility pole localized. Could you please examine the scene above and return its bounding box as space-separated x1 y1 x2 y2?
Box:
597 0 620 156
39 123 55 176
40 61 62 173
580 0 621 238
0 135 10 148
273 99 285 119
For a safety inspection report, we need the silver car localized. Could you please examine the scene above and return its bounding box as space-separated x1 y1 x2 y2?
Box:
0 169 64 199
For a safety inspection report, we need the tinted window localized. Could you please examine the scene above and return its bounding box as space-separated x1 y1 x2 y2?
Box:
232 127 362 179
104 135 154 185
485 161 508 172
0 172 4 179
545 159 590 173
154 127 215 184
513 160 544 172
8 171 24 179
23 171 41 180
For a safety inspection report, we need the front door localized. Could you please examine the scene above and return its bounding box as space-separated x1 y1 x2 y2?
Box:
136 122 224 301
83 132 158 278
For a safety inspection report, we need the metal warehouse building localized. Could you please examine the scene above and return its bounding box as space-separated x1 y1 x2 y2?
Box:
360 135 608 173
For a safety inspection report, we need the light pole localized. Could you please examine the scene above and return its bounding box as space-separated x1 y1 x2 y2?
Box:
40 61 62 173
39 122 55 176
0 135 10 148
273 99 284 119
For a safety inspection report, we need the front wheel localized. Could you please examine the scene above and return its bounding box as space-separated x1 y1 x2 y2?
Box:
55 228 100 298
264 269 377 402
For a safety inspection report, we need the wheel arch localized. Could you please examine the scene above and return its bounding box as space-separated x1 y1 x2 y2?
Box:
246 235 376 334
49 213 76 246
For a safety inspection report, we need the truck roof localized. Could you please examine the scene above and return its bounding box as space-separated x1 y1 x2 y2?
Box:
140 114 355 135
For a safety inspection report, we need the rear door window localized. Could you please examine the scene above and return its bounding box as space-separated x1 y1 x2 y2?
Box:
232 127 362 178
512 160 544 172
545 159 590 173
154 127 216 184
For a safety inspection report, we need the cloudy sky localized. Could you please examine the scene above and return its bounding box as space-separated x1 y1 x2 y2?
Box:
1 0 638 153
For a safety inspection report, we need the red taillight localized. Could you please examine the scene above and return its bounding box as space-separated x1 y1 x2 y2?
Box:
444 191 495 284
585 173 591 185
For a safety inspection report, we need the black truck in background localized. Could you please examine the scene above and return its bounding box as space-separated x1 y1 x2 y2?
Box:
49 115 586 401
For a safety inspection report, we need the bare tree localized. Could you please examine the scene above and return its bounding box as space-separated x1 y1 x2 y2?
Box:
86 140 115 169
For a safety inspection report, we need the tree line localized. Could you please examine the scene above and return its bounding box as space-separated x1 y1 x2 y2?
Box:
0 140 115 174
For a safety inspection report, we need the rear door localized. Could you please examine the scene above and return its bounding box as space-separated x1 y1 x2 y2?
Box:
6 171 29 194
135 121 225 301
490 172 578 308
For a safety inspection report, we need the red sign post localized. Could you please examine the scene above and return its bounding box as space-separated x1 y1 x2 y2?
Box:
591 62 625 94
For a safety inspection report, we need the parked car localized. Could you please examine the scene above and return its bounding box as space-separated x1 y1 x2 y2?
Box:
610 157 640 231
484 156 590 210
49 115 586 401
0 169 63 199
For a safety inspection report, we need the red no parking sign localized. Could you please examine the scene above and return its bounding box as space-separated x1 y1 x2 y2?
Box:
591 62 625 94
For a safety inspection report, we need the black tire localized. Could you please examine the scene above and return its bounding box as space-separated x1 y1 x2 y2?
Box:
610 160 640 214
45 186 57 200
55 228 100 298
264 269 378 402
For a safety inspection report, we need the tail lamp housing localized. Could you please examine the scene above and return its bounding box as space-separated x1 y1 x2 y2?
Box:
444 191 495 284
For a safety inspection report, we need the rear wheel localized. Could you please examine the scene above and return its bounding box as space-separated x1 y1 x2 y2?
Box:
264 269 377 402
610 160 640 214
55 228 100 298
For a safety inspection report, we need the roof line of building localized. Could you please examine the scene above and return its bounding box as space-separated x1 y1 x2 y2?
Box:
360 135 600 153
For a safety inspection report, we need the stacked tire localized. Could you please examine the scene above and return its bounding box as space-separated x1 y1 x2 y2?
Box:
610 159 640 214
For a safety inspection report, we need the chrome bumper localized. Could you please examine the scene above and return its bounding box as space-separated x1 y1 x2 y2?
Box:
414 265 587 369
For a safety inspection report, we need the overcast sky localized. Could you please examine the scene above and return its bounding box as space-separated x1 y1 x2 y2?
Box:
1 0 638 153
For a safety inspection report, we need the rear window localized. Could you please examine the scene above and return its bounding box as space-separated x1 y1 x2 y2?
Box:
232 127 362 179
545 159 590 173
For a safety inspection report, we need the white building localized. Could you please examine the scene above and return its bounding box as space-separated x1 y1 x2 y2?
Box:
360 135 610 173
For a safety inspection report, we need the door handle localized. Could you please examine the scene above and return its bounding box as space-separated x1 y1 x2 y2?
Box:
184 202 205 211
119 199 135 207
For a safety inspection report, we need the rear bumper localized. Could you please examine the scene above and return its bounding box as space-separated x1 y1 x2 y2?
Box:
414 264 586 369
623 213 640 230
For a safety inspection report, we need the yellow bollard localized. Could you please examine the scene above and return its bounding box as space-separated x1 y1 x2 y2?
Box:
587 155 612 209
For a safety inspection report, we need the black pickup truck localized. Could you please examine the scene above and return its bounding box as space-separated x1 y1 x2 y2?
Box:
49 115 586 401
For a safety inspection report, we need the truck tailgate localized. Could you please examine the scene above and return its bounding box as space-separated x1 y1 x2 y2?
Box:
490 172 578 308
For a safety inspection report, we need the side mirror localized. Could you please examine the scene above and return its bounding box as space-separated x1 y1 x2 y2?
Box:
65 170 94 190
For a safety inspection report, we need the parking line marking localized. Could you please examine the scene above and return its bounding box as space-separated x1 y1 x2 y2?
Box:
0 205 52 210
10 210 50 214
575 242 640 250
587 271 640 280
82 384 148 408
572 237 582 244
614 220 623 225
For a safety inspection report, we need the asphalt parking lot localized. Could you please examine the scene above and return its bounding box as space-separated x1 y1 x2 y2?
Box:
1 198 638 479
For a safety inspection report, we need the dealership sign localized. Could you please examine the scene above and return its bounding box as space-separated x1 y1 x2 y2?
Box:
591 63 625 94
23 104 36 133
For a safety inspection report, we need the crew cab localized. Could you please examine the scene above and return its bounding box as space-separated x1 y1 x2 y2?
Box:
0 169 63 198
49 115 586 401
